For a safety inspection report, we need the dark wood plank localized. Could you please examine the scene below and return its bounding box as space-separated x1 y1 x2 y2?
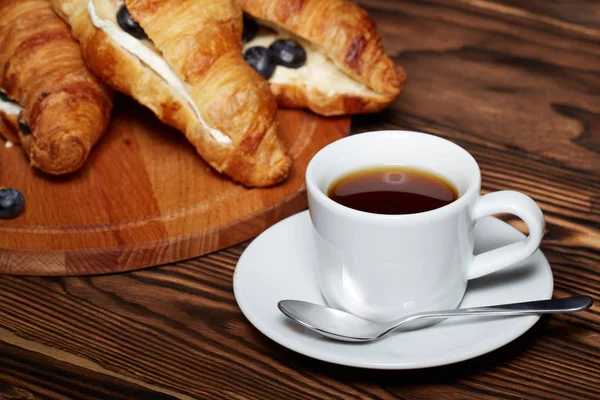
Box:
0 339 179 400
357 0 600 174
478 0 600 31
1 0 599 399
0 242 598 399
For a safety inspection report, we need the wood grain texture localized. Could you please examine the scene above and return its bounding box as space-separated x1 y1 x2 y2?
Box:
0 0 599 398
0 96 349 276
0 339 179 400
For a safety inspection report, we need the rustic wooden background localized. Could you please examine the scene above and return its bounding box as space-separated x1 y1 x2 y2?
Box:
1 0 599 398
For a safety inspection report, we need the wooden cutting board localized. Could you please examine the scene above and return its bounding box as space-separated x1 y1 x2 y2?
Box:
0 96 350 276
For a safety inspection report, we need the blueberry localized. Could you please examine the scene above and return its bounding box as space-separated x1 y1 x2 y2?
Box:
117 6 147 40
244 46 276 79
0 90 10 102
269 39 306 68
242 14 258 43
0 188 25 219
0 89 19 104
18 111 31 134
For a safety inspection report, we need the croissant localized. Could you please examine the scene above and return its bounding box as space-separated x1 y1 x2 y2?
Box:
51 0 291 187
239 0 406 116
0 0 113 175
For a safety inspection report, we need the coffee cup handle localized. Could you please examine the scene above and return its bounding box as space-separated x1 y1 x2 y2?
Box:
467 191 545 280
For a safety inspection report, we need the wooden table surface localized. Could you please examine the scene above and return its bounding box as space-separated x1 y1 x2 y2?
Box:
1 0 599 398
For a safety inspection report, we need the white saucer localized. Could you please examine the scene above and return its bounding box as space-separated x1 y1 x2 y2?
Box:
233 211 553 369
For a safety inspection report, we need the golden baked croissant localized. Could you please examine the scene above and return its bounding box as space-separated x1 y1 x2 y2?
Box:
51 0 291 187
0 0 113 175
239 0 406 116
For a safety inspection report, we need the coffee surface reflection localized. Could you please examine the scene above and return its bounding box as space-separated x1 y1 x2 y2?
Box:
327 166 458 215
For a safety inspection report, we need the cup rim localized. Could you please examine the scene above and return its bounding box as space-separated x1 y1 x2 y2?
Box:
305 130 481 223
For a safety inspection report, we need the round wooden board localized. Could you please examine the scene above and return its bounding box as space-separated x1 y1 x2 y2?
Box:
0 96 350 276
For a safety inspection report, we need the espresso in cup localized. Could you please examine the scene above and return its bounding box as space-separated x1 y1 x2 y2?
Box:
327 166 458 215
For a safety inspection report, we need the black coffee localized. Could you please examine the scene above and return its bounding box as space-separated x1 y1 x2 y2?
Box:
327 166 458 215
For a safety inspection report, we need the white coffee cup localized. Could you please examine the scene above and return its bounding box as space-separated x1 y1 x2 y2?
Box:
306 131 545 323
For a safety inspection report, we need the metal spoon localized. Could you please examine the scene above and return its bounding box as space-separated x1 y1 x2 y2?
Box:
278 296 593 342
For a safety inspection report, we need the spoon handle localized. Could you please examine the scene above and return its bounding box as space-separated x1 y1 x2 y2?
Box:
400 296 593 325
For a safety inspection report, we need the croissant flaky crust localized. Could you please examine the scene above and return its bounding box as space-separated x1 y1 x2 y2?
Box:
269 79 394 117
240 0 406 116
0 0 113 175
52 0 291 187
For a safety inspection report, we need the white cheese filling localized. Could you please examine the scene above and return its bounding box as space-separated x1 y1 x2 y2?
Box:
244 27 372 97
0 97 22 116
0 96 21 145
88 0 231 144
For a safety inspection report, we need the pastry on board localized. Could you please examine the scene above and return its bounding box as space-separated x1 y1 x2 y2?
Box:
0 0 113 175
239 0 406 116
52 0 292 187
